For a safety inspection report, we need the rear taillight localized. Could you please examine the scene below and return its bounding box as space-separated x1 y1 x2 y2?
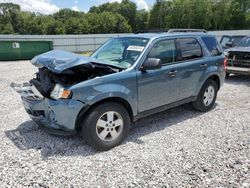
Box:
223 57 228 70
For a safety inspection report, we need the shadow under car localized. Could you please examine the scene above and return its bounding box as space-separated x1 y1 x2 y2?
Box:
5 104 208 159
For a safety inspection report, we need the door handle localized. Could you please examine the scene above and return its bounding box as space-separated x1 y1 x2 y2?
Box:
200 64 208 68
168 70 178 77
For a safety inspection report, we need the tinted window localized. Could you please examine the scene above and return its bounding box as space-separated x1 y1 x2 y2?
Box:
148 39 176 65
176 38 202 61
202 36 222 56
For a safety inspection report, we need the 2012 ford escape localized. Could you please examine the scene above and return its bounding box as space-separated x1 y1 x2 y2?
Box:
12 33 226 151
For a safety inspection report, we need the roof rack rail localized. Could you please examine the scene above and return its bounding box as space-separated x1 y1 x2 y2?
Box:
168 29 207 33
135 28 169 34
135 28 207 34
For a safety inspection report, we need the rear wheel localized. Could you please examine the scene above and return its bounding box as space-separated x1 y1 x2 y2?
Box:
81 102 130 151
192 80 218 112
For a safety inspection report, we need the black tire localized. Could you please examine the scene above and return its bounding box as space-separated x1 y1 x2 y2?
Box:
81 102 130 151
226 72 230 77
192 79 218 112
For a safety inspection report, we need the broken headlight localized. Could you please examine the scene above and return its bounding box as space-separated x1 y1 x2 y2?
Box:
50 84 72 99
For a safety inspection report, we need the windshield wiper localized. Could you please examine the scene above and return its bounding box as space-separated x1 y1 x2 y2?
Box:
91 62 122 73
91 62 126 71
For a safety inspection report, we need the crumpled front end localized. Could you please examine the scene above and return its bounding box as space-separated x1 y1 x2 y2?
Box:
11 82 86 135
11 50 121 134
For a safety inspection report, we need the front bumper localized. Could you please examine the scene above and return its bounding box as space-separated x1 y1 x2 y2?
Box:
227 66 250 75
11 83 86 134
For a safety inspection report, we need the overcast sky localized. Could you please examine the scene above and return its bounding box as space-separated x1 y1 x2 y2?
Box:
0 0 154 14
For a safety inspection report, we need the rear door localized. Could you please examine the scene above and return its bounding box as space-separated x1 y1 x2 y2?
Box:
177 37 223 100
175 37 206 100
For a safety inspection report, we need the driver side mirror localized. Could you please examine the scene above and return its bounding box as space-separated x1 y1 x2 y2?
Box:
141 58 162 71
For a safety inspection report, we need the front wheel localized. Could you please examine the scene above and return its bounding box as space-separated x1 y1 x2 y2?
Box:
192 80 218 112
81 102 130 151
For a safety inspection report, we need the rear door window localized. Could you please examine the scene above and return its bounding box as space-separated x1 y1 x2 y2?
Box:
202 36 223 56
176 38 202 61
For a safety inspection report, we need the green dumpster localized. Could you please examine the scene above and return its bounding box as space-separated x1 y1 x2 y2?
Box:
0 41 53 61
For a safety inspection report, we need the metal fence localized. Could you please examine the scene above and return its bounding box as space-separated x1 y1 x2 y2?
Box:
208 30 250 41
0 30 250 52
0 33 129 52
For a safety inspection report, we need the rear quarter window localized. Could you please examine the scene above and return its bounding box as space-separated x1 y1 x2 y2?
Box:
202 36 222 56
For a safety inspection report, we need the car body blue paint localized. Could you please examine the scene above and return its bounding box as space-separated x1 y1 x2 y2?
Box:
22 97 85 130
195 65 225 96
70 69 138 116
20 32 225 132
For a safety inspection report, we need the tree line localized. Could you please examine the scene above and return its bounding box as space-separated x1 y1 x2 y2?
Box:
0 0 249 35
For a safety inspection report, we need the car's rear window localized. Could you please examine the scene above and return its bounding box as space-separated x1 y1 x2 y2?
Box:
202 36 222 56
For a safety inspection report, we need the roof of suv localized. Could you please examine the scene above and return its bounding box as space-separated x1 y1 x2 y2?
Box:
117 32 214 40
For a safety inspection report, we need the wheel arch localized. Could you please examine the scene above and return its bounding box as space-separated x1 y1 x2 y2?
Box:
199 73 221 91
208 74 221 90
75 97 134 129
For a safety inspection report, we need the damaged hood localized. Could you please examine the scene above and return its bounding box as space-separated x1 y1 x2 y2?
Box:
31 50 124 73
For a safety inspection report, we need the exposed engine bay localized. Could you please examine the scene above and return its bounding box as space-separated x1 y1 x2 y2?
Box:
30 63 121 98
11 50 126 99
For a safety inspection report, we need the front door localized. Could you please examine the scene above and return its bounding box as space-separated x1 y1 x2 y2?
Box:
137 39 181 113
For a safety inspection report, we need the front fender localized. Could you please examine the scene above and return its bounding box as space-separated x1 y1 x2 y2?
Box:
85 83 137 115
70 71 138 116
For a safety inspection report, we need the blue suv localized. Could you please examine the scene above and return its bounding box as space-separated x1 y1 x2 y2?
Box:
12 33 226 150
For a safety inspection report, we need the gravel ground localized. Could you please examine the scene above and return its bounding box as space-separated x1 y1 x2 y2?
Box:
0 60 249 188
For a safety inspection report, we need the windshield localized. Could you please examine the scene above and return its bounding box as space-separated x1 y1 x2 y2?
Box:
232 36 245 45
91 37 149 69
237 37 250 47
